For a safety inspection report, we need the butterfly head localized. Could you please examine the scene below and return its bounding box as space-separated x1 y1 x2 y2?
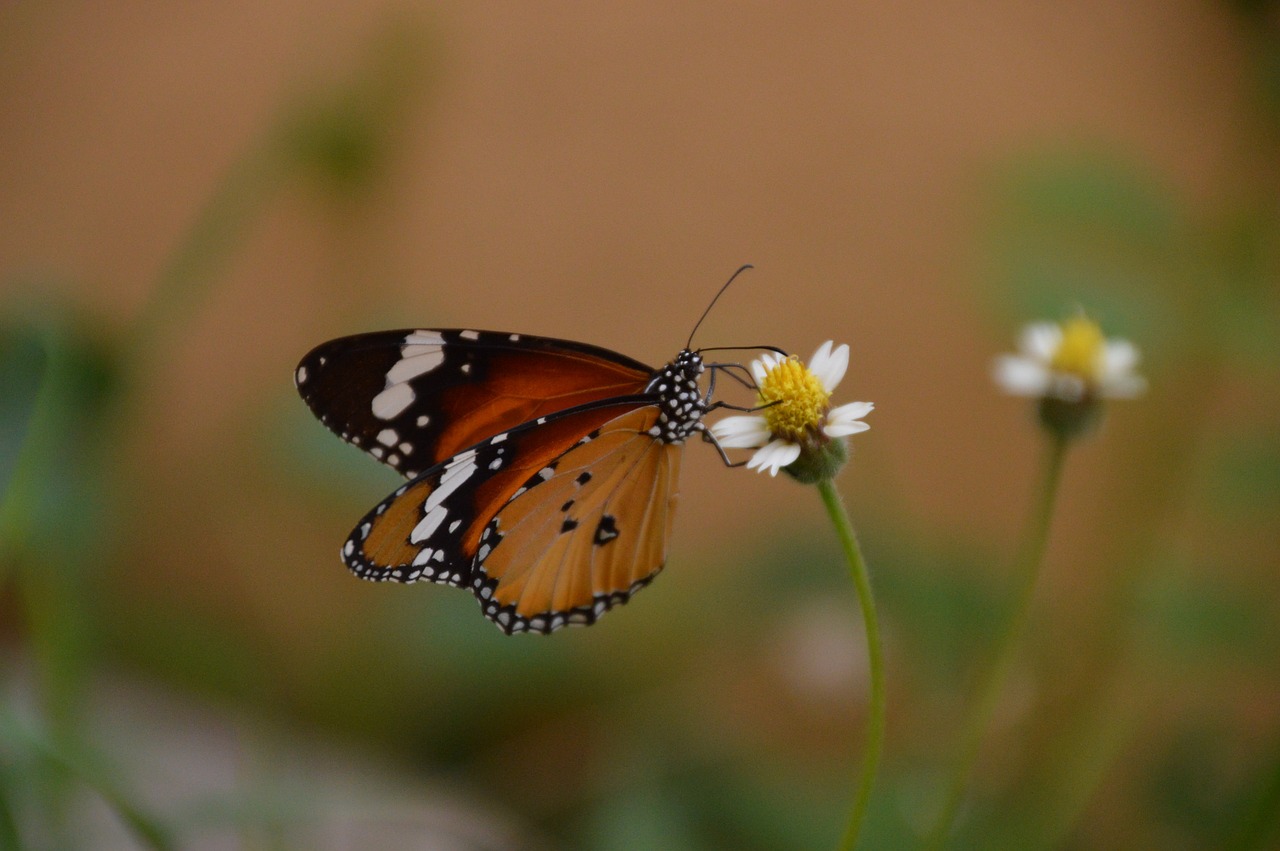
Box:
674 347 705 378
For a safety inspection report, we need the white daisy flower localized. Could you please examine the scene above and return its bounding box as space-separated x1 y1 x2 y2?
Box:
993 315 1146 403
711 341 873 478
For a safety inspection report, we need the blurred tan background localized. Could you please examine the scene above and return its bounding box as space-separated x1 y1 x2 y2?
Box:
2 2 1277 849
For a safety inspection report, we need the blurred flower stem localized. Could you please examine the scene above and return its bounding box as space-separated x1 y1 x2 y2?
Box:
817 478 885 851
925 433 1069 848
0 324 73 581
0 26 427 847
0 704 175 851
0 142 277 843
128 145 283 369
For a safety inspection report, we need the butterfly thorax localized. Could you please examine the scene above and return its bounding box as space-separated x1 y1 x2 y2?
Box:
646 349 706 445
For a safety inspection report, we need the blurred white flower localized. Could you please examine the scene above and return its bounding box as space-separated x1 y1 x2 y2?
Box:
993 315 1146 403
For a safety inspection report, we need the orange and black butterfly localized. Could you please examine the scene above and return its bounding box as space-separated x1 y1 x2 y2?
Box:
297 279 774 634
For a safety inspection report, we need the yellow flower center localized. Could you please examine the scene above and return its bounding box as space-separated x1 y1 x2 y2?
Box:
1050 315 1105 380
758 356 831 442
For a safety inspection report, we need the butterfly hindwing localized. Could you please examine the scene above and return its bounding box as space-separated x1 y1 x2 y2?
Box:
295 329 655 477
342 398 654 592
473 405 682 634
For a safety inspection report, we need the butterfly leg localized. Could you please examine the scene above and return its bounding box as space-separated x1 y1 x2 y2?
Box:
705 399 780 414
706 362 758 396
699 424 748 468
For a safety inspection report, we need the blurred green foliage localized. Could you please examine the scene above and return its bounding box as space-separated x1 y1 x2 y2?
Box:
1 15 437 848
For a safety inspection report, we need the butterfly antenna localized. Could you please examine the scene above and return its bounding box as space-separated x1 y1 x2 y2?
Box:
699 344 789 358
686 264 753 349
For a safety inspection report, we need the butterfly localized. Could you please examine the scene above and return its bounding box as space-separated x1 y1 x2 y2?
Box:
296 273 772 634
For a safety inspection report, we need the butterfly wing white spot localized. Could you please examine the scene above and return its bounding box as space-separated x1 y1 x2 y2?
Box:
372 383 415 420
387 351 444 383
408 451 479 545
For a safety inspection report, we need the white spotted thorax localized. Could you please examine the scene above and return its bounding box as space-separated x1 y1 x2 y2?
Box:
645 349 707 444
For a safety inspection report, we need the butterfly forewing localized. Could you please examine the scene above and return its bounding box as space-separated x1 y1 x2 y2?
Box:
296 329 654 476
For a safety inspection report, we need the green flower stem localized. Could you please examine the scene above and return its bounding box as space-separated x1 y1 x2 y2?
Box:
817 478 885 851
924 433 1069 848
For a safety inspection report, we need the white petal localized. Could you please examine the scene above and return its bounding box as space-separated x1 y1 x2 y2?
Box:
825 420 871 438
807 340 833 378
823 401 874 437
710 415 771 448
750 357 769 385
1018 323 1060 362
831 400 873 421
1100 339 1139 378
1096 339 1146 398
751 352 782 384
808 341 849 393
746 440 801 476
993 355 1050 396
1101 374 1147 398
